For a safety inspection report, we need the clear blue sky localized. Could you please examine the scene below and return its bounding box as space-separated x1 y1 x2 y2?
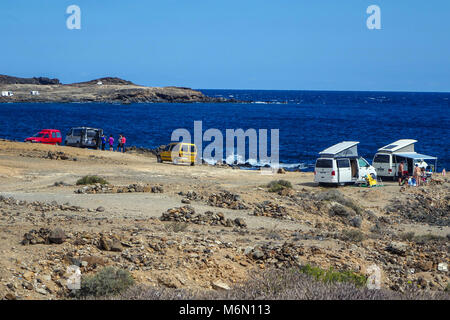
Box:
1 0 449 91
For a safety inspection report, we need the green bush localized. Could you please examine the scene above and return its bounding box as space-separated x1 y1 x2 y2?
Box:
400 232 415 241
76 175 109 185
341 229 365 242
317 190 363 215
267 180 292 193
412 234 446 243
74 267 134 298
299 264 367 288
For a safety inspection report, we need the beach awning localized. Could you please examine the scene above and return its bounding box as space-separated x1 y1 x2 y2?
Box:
394 153 437 160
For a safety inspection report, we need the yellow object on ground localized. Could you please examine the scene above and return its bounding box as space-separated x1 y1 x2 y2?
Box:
365 174 377 187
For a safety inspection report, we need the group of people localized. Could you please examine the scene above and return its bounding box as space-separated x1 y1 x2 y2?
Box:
398 161 432 186
100 134 127 152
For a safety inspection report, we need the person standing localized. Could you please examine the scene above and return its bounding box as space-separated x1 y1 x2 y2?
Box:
101 134 106 151
121 134 126 153
117 134 123 152
398 161 405 186
109 135 114 151
414 164 421 186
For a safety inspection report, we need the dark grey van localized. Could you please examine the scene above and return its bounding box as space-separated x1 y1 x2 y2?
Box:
65 127 103 149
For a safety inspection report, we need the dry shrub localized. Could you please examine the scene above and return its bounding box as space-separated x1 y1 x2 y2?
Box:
101 268 449 300
76 175 109 185
267 180 292 193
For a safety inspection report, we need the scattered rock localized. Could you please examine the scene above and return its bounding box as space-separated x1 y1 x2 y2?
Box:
207 191 248 210
48 228 66 244
4 293 16 300
386 242 407 256
253 201 290 219
160 206 246 228
212 281 231 291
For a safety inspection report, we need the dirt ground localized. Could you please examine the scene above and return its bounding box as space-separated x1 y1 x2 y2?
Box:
0 140 448 300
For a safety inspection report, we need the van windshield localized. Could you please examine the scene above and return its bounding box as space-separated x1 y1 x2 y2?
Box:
33 132 46 138
374 154 390 163
316 159 333 168
72 129 82 136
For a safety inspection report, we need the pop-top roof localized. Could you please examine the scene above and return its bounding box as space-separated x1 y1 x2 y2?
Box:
319 141 359 157
378 139 417 152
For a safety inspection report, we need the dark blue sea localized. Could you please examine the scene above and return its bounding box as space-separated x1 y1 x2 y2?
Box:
0 90 449 171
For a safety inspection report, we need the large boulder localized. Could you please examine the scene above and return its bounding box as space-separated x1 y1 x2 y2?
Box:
48 228 66 244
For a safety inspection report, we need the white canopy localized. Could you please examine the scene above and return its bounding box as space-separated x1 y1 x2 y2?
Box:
319 141 359 158
378 139 417 153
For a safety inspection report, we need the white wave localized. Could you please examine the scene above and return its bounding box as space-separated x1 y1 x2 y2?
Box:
202 155 307 170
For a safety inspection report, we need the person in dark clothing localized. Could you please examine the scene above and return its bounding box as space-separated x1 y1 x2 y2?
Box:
101 134 106 151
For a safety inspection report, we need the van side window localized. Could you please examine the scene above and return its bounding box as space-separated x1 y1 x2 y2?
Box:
337 159 350 168
191 146 196 153
181 145 189 153
72 129 82 136
52 132 57 138
87 130 96 138
56 132 61 138
316 159 333 168
374 154 390 163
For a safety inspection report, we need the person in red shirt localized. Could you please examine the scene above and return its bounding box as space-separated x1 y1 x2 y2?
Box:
121 134 126 153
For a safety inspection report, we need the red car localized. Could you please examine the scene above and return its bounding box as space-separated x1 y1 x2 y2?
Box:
25 129 62 145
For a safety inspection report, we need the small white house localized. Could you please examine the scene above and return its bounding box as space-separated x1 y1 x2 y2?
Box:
97 81 103 86
30 91 40 96
1 91 13 97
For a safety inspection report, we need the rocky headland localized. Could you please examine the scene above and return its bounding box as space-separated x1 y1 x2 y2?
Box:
0 75 241 104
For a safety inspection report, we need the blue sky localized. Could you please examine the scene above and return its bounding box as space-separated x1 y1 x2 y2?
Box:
1 0 449 91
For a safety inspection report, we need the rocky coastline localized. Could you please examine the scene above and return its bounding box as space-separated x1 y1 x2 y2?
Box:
0 75 245 104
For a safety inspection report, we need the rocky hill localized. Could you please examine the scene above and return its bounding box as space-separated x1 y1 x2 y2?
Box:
0 75 238 104
0 75 60 85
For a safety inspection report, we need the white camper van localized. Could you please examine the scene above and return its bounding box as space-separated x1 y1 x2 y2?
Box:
372 139 437 180
314 141 377 186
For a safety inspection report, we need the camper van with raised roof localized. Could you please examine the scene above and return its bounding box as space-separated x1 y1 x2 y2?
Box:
372 139 437 180
314 141 377 186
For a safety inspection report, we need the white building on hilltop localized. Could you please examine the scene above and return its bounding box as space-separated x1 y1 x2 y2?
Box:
30 91 40 95
1 91 13 97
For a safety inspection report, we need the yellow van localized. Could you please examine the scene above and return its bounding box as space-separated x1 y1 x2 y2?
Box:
157 142 197 165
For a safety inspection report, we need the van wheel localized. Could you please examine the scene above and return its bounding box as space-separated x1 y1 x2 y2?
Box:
190 162 195 166
157 156 162 163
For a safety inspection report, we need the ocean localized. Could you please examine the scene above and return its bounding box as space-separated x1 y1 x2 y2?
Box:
0 90 449 171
